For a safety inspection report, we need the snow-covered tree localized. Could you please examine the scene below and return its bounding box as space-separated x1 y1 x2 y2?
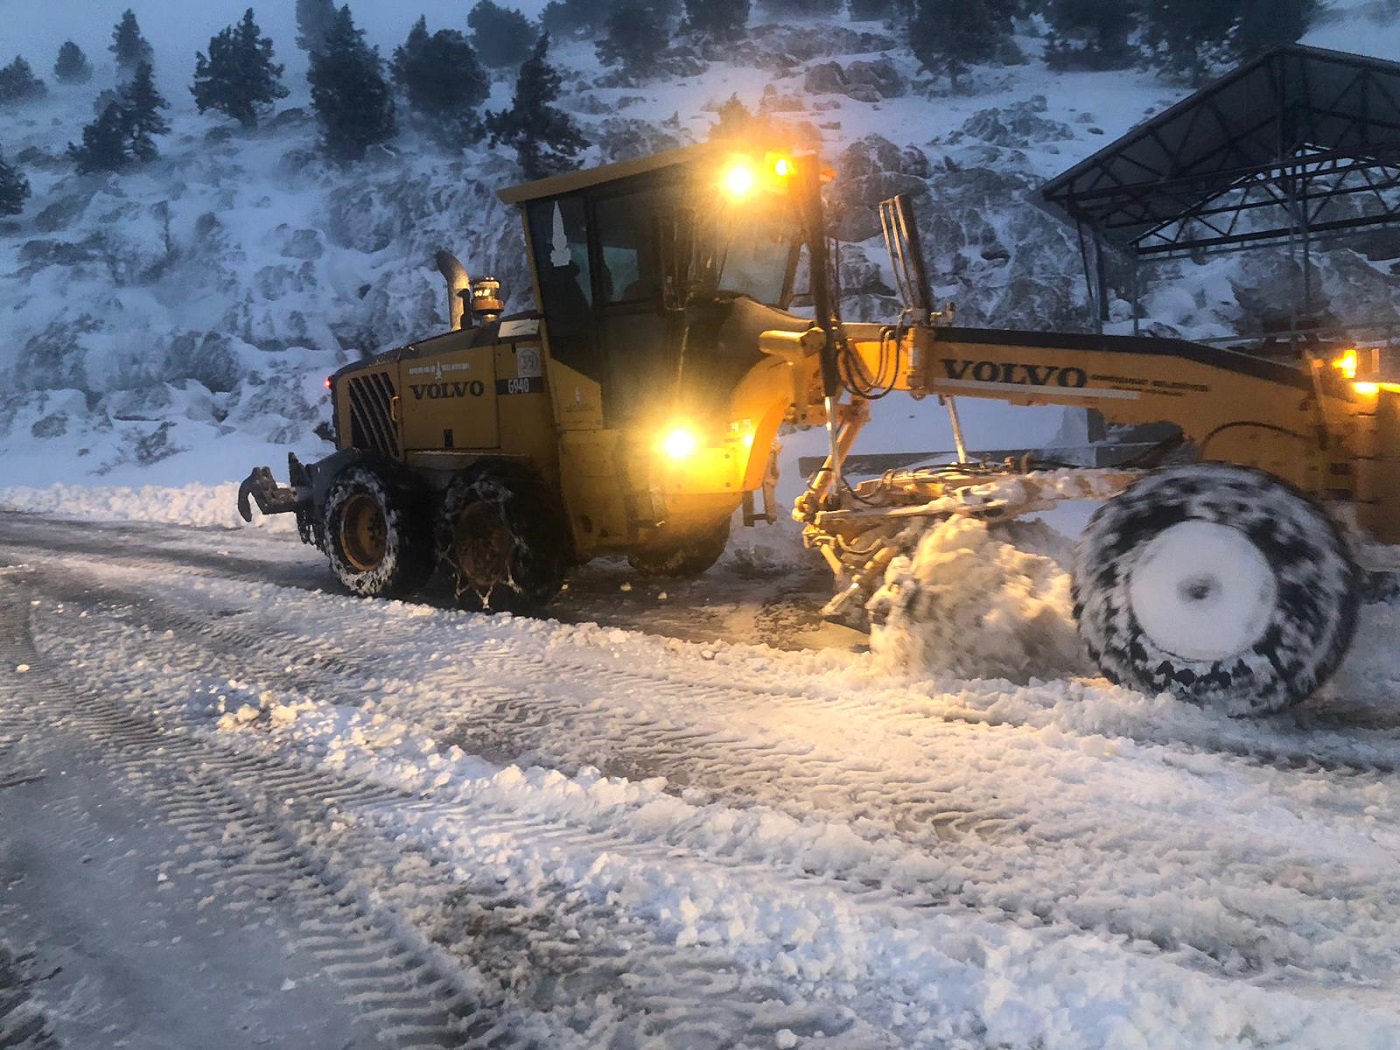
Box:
757 0 842 16
596 0 670 80
1043 0 1138 70
540 0 613 40
54 41 93 85
69 60 169 172
308 5 396 161
296 0 338 55
1139 0 1238 83
684 0 749 42
467 0 536 69
487 34 588 179
392 19 490 146
69 102 130 173
123 61 170 161
111 10 154 80
0 57 47 104
192 9 289 128
0 148 30 215
908 0 1016 89
1236 0 1320 59
847 0 897 20
393 14 431 77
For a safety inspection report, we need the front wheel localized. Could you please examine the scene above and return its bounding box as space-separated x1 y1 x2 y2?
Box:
322 464 434 598
1071 464 1361 716
436 461 573 613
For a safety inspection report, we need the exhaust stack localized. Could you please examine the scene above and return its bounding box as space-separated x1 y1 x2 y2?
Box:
435 250 472 329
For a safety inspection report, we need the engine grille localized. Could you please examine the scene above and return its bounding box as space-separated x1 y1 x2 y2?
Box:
345 370 399 457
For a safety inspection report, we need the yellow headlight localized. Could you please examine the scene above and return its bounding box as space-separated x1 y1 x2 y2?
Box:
660 427 699 459
1354 381 1380 396
720 159 757 200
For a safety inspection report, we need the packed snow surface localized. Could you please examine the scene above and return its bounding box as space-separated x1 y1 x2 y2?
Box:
2 0 1399 1046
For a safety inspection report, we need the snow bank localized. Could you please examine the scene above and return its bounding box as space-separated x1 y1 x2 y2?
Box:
868 516 1093 682
0 481 296 531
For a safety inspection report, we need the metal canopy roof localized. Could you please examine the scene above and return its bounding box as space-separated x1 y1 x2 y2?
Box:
1041 45 1400 258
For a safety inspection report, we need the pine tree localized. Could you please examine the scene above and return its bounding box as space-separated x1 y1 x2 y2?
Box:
111 10 154 79
596 0 670 80
684 0 749 42
69 101 131 173
54 41 93 84
487 34 588 180
0 57 46 104
192 9 289 128
1043 0 1138 70
392 14 432 80
1140 0 1239 83
1236 0 1319 59
123 61 170 161
540 0 614 40
393 20 490 146
908 0 1015 89
847 0 896 20
756 0 842 15
69 60 170 173
308 6 396 161
0 148 31 215
467 0 536 69
296 0 339 55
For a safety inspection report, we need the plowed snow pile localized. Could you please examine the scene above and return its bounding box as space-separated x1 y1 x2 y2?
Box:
868 516 1093 682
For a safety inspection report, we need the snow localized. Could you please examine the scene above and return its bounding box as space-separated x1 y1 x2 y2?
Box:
1 0 1399 1047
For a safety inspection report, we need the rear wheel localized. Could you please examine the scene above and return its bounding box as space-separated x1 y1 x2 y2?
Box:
436 461 572 613
628 517 731 578
1071 464 1361 716
323 465 434 598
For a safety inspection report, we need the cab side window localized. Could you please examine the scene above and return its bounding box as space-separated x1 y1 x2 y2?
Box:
527 197 600 381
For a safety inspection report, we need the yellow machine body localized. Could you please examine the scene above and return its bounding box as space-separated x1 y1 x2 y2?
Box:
312 141 1397 576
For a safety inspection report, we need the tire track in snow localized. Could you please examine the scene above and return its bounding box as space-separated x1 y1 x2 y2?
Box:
0 586 481 1050
20 562 1400 993
0 579 882 1049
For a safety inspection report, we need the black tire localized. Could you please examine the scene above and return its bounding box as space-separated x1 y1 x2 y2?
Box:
627 517 732 578
1071 464 1362 716
322 464 435 598
435 461 573 613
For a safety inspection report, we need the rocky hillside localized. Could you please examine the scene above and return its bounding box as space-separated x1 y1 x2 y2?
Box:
0 4 1396 486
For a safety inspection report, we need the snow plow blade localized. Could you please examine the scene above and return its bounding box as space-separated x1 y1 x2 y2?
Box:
237 453 311 522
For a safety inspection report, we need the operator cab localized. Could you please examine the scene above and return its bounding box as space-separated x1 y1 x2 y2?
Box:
504 144 811 430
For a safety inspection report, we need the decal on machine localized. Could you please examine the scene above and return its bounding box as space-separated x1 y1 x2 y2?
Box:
497 376 545 395
516 345 543 378
938 357 1144 400
408 361 470 378
499 318 541 339
410 380 486 400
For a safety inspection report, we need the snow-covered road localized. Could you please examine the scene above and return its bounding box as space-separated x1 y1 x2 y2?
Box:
4 513 1400 1049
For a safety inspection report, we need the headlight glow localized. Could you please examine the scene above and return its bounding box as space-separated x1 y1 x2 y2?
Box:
660 427 700 460
1334 348 1358 380
720 159 757 200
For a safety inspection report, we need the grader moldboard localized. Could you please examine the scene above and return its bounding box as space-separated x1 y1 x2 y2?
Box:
239 141 1400 717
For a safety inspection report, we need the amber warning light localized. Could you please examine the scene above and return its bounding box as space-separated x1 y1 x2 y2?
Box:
718 152 797 201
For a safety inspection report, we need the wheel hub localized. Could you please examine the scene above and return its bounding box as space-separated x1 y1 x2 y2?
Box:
1127 520 1278 662
339 493 388 572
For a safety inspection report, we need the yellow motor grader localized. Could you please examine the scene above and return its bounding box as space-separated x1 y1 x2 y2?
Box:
239 141 1399 716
